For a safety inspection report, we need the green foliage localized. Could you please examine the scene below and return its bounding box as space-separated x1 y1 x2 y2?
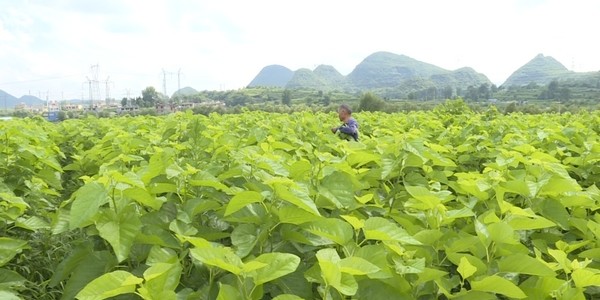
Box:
505 102 517 114
1 110 600 299
282 89 292 106
358 92 386 112
141 86 162 107
347 52 490 92
57 111 67 121
434 98 472 115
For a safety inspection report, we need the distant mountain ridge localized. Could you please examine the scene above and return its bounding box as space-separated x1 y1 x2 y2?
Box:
284 65 346 90
0 90 45 108
347 52 451 89
250 52 599 94
248 51 492 95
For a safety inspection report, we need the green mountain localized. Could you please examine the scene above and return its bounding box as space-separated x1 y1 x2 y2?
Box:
430 67 491 88
172 87 199 98
343 52 491 97
286 68 326 89
313 64 345 86
0 90 18 108
503 54 572 86
0 90 45 108
17 95 46 106
346 51 451 89
248 65 294 88
286 65 345 90
248 51 492 95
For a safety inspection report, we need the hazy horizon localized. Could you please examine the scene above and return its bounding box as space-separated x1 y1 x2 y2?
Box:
1 0 599 99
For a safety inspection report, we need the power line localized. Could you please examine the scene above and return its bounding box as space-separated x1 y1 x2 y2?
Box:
161 68 183 99
84 64 100 108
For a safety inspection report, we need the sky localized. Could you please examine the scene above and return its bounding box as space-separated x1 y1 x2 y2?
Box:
1 0 599 100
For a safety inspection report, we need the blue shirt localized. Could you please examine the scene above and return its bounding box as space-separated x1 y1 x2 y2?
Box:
338 117 359 141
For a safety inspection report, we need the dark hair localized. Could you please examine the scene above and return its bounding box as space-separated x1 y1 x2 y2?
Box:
339 104 352 115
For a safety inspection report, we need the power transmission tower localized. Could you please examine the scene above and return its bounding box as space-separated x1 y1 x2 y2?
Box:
161 68 182 100
85 77 93 108
125 89 131 106
162 69 168 98
104 76 114 105
178 69 181 93
84 64 100 109
91 64 100 108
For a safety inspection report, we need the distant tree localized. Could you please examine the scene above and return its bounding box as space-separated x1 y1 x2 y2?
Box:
407 92 417 100
121 97 128 107
466 86 479 101
526 82 539 89
358 92 386 112
490 84 498 96
305 97 313 105
57 111 67 121
142 86 159 107
433 98 471 115
559 87 571 101
456 87 463 98
547 80 559 99
322 94 331 106
505 102 517 114
171 95 181 105
478 83 490 100
443 86 453 99
427 87 437 100
231 95 247 106
317 90 324 98
282 90 292 106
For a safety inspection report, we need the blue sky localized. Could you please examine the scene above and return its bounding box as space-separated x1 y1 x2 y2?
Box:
1 0 599 100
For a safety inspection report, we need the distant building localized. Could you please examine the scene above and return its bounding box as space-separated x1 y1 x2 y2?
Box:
155 102 175 115
14 103 28 110
177 102 197 111
117 105 139 115
62 104 83 111
198 100 225 107
15 103 44 113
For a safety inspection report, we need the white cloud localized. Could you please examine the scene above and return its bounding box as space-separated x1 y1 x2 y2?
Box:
0 0 599 99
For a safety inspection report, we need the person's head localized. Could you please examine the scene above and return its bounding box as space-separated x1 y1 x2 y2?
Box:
338 104 352 121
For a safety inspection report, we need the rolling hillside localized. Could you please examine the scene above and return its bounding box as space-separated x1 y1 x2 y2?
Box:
248 51 492 94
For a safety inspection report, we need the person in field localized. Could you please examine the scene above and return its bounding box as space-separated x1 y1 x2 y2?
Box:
331 104 359 141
